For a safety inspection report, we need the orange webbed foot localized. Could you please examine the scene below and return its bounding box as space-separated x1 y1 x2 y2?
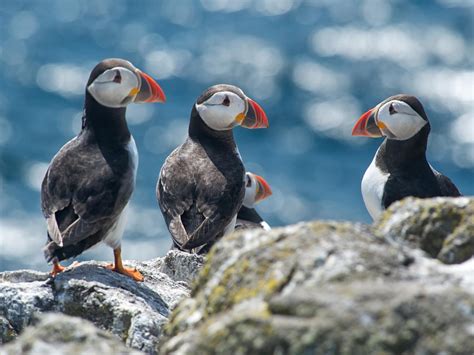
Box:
107 247 144 282
106 264 144 282
50 262 66 277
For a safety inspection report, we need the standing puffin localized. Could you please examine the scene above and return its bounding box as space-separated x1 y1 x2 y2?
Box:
41 58 166 281
235 172 272 231
352 94 461 220
157 84 268 252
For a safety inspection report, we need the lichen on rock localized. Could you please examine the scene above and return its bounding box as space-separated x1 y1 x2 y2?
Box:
1 197 473 354
375 197 474 264
160 197 474 354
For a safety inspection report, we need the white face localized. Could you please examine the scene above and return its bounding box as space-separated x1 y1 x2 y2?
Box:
243 173 258 208
195 91 246 131
87 66 139 108
376 100 427 140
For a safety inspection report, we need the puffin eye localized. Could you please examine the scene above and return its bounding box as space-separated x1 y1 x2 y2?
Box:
245 175 251 187
222 95 230 107
389 103 397 115
113 70 122 84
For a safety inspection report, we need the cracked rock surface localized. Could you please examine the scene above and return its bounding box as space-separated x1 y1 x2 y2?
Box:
0 250 203 354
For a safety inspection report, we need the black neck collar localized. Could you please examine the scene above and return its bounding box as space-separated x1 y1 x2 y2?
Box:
82 92 131 146
376 124 430 172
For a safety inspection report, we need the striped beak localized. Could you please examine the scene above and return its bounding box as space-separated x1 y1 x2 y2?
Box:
352 108 382 137
236 98 269 129
252 173 272 202
133 70 166 104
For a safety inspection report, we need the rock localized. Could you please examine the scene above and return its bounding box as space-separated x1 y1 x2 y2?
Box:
160 215 474 354
0 317 16 344
2 197 473 354
156 249 205 285
375 197 474 264
0 313 142 354
0 270 54 344
0 251 203 353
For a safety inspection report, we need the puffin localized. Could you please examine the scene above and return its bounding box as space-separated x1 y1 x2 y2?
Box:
156 84 269 253
352 94 461 220
41 58 166 281
235 172 272 231
195 172 273 255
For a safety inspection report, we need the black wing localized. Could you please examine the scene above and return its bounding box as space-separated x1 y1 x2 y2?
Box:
41 137 134 260
381 173 437 209
157 146 196 248
237 206 263 223
433 170 462 197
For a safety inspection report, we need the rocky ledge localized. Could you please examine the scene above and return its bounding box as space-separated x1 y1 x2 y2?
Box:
1 197 473 355
0 250 203 354
160 197 474 354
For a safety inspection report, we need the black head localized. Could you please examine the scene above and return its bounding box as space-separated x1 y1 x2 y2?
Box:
196 84 246 105
381 94 429 122
86 58 136 86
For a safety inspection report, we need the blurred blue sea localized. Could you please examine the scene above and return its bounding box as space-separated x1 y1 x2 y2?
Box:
0 0 473 271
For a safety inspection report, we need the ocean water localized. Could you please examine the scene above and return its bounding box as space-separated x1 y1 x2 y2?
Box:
0 0 473 271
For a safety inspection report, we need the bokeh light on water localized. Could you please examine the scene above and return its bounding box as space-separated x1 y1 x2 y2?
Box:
0 0 473 270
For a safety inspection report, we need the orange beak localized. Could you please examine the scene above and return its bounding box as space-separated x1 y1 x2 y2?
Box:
351 108 382 137
253 174 272 202
239 98 269 129
134 70 166 103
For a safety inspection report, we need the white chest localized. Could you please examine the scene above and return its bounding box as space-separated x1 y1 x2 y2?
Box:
361 155 389 221
126 136 139 180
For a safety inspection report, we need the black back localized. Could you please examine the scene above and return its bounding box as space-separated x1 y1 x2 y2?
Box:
157 103 245 250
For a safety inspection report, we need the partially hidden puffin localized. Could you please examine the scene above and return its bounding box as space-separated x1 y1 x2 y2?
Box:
191 172 272 255
41 58 166 281
352 94 461 220
157 84 269 252
235 172 272 231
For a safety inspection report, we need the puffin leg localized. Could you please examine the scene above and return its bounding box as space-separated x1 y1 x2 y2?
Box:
106 247 144 282
50 261 65 277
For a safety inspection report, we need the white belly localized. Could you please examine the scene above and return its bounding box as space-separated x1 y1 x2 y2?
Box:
361 155 389 221
103 203 129 249
126 136 139 181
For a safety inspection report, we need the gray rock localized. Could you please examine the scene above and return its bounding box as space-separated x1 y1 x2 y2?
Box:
375 197 474 264
0 250 203 353
160 203 474 355
0 313 142 354
156 249 205 285
0 270 54 343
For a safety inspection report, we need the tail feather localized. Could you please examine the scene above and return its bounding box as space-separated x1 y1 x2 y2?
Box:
44 232 103 263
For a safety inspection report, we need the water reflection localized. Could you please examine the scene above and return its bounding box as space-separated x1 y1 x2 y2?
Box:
0 0 472 270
